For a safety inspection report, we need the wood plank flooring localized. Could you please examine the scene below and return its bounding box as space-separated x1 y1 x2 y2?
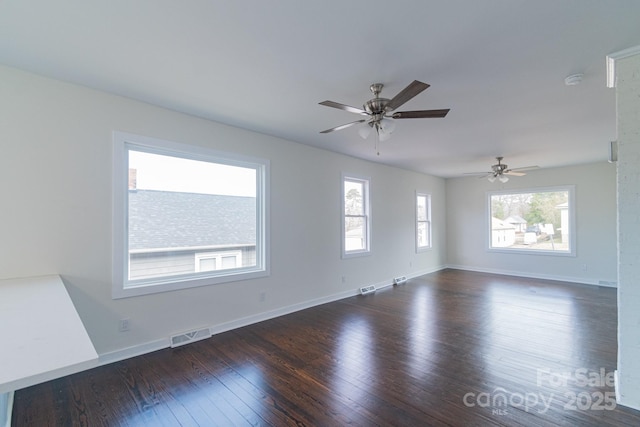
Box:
11 269 640 426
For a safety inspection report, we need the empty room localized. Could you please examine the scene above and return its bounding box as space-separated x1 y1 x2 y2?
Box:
1 1 640 426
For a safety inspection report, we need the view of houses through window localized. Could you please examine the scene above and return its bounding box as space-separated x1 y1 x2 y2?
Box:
489 187 573 254
127 149 259 282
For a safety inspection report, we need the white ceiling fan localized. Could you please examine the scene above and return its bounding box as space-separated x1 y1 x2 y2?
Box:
466 157 539 182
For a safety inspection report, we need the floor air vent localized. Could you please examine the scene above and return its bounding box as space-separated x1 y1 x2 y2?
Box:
170 327 212 348
393 276 407 285
360 285 376 295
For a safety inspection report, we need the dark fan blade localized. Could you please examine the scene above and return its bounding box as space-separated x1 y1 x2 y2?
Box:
385 80 430 111
320 119 366 134
392 109 450 119
319 100 367 115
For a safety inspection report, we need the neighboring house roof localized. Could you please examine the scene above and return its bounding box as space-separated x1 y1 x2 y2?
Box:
128 189 256 251
492 217 516 231
505 215 527 224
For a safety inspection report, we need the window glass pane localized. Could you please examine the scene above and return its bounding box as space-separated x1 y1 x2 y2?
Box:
342 174 369 257
416 193 431 250
199 257 216 272
221 256 237 269
417 195 427 221
344 180 364 215
345 217 366 251
489 189 571 254
417 222 429 247
127 150 256 283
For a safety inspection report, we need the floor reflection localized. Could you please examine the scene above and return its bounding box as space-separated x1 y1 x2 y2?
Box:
405 285 436 380
484 281 576 386
333 316 376 403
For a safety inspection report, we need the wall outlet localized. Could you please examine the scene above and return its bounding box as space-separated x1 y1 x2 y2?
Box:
259 291 266 302
119 318 131 332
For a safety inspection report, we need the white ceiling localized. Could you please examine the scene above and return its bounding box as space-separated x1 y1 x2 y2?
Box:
1 1 639 177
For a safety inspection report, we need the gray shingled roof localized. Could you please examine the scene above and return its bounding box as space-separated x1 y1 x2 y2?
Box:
505 215 527 224
128 190 256 250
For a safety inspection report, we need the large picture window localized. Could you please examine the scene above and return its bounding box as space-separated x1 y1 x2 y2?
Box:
342 174 370 258
487 186 575 256
113 132 269 298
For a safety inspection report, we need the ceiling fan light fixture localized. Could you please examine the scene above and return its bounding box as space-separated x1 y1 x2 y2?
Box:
498 175 509 183
380 117 396 135
358 122 372 139
487 175 497 183
378 126 392 142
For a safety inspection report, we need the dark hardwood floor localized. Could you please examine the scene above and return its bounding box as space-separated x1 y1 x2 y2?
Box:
11 269 640 426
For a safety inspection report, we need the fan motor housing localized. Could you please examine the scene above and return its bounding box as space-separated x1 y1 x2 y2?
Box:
492 164 507 174
363 98 390 114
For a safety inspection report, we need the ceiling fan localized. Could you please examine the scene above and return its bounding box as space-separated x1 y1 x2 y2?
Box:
319 80 449 145
466 157 539 183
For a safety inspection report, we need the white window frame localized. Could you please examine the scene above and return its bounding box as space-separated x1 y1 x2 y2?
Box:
416 191 432 252
341 173 371 258
486 185 575 256
112 131 270 299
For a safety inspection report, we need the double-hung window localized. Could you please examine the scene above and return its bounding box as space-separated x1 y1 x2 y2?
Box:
416 192 432 251
342 174 370 258
113 132 269 298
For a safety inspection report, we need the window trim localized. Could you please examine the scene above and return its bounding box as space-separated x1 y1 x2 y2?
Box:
112 131 270 299
416 191 432 252
341 173 371 258
486 185 576 257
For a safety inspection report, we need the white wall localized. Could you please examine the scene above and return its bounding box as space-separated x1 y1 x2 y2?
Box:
0 65 447 359
615 51 640 410
445 162 617 285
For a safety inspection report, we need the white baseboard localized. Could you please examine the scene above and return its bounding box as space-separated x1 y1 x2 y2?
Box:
20 263 443 383
406 265 448 281
445 264 615 288
209 287 359 336
98 338 170 367
98 285 365 367
97 266 450 367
